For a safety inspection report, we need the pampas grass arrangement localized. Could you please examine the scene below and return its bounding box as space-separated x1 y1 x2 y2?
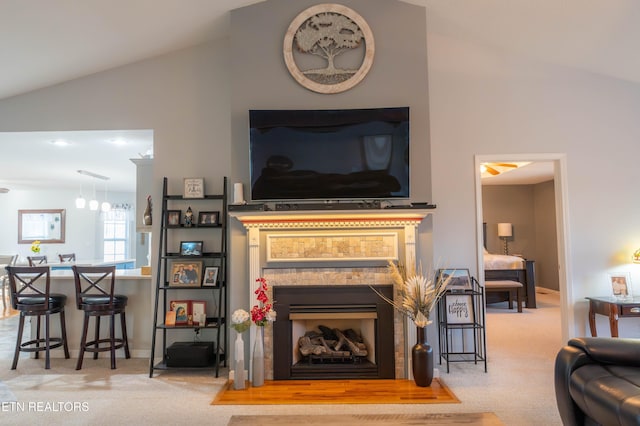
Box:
373 260 452 327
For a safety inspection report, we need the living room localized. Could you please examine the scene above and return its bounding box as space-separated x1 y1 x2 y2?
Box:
1 1 639 424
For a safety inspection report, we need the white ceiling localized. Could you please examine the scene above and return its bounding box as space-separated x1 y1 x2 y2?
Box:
0 0 638 192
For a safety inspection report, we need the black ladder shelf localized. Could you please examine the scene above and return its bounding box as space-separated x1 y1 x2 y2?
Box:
149 177 228 377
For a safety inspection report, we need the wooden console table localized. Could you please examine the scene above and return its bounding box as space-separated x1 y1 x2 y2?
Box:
586 297 640 337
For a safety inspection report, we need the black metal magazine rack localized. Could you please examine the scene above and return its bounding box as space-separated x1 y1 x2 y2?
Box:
437 276 487 373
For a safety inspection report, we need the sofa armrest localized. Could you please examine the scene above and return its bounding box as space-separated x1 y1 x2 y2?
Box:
569 337 640 366
555 343 592 425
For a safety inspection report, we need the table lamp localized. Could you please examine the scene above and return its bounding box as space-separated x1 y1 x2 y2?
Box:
498 223 513 255
633 248 640 264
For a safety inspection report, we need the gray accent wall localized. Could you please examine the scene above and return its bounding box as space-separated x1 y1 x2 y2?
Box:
482 181 559 291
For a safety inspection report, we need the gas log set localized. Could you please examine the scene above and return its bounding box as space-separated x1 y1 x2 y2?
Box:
298 325 368 363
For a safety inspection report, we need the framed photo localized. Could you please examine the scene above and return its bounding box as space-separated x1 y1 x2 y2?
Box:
191 300 207 326
445 294 475 324
180 241 203 256
168 260 203 287
198 211 219 226
183 178 204 198
438 268 472 292
609 272 632 299
202 266 219 287
166 210 181 227
169 300 191 325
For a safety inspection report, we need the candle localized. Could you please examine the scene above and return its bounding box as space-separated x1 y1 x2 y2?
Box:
233 183 244 204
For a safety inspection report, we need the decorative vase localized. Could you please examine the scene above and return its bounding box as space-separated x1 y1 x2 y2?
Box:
412 325 434 387
252 326 265 387
143 195 152 226
233 332 246 390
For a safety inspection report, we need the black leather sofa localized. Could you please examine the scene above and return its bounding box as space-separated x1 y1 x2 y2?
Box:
555 337 640 425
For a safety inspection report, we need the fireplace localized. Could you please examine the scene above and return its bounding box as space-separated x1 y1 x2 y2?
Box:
273 285 395 380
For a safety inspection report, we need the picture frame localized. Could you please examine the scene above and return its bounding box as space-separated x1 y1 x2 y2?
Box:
180 241 203 256
166 210 181 227
202 266 219 287
169 300 191 325
191 300 207 326
445 294 475 324
198 211 220 226
183 178 204 198
168 260 203 287
609 272 632 299
18 209 66 244
438 268 472 292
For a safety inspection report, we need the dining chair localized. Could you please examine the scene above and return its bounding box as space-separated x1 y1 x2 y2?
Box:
58 253 76 263
1 254 18 310
72 265 130 370
27 255 48 266
5 266 70 369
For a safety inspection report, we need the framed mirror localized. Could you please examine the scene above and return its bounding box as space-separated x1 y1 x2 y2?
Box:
18 209 66 244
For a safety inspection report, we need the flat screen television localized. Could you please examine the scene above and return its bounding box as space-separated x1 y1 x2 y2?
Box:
249 107 410 201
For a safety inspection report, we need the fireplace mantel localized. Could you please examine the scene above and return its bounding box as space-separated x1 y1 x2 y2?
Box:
229 208 434 379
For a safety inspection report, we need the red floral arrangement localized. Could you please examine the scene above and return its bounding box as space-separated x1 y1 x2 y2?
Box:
251 277 276 326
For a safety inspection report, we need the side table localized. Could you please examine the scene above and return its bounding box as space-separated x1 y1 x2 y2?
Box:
586 296 640 337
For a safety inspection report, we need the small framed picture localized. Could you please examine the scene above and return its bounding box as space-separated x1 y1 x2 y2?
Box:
438 268 472 292
184 178 205 198
166 210 181 227
168 260 203 287
180 241 203 256
609 272 632 299
202 266 219 287
445 293 475 325
198 211 220 226
169 300 191 325
191 300 207 326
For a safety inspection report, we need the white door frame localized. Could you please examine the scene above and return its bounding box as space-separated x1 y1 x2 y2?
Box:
474 153 573 343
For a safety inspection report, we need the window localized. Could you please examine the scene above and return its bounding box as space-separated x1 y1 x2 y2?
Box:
103 208 129 261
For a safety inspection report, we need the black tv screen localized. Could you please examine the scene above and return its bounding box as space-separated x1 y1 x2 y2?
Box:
249 107 410 201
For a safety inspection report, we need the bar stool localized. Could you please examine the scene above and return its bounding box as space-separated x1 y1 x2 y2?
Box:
27 255 48 266
58 253 76 263
5 266 70 369
72 265 130 370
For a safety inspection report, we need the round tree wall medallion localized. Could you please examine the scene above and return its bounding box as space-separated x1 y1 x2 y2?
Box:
283 3 375 94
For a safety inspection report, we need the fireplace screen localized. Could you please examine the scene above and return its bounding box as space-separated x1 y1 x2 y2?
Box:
273 285 395 380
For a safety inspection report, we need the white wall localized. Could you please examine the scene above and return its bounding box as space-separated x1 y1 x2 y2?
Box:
427 24 640 338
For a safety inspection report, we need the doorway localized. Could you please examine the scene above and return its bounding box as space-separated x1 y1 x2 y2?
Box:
474 154 573 344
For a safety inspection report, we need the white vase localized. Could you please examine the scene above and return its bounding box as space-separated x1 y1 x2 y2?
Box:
233 332 246 390
252 326 264 387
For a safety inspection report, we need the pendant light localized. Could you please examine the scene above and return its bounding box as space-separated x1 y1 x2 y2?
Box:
75 182 86 208
89 178 99 211
101 181 111 212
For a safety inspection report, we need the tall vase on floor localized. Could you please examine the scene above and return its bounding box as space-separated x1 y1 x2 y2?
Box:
233 332 246 390
252 326 265 387
412 325 434 387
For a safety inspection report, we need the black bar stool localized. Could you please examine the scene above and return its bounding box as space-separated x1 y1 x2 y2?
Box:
72 265 130 370
6 266 70 369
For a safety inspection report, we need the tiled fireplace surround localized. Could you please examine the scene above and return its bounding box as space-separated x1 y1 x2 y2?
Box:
231 210 433 380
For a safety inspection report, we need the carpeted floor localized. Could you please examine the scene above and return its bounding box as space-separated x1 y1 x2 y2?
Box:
228 413 504 425
0 380 16 402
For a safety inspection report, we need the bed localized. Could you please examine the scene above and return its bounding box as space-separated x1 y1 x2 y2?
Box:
483 225 537 308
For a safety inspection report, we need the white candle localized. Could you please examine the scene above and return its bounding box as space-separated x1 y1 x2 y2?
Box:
233 183 244 204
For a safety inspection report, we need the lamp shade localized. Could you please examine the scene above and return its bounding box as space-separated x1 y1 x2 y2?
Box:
497 223 513 238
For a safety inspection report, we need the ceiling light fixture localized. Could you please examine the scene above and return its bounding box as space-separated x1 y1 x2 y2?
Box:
77 169 110 181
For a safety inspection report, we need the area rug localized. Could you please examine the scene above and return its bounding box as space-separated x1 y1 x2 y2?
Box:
227 413 504 425
0 380 16 403
213 378 459 405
